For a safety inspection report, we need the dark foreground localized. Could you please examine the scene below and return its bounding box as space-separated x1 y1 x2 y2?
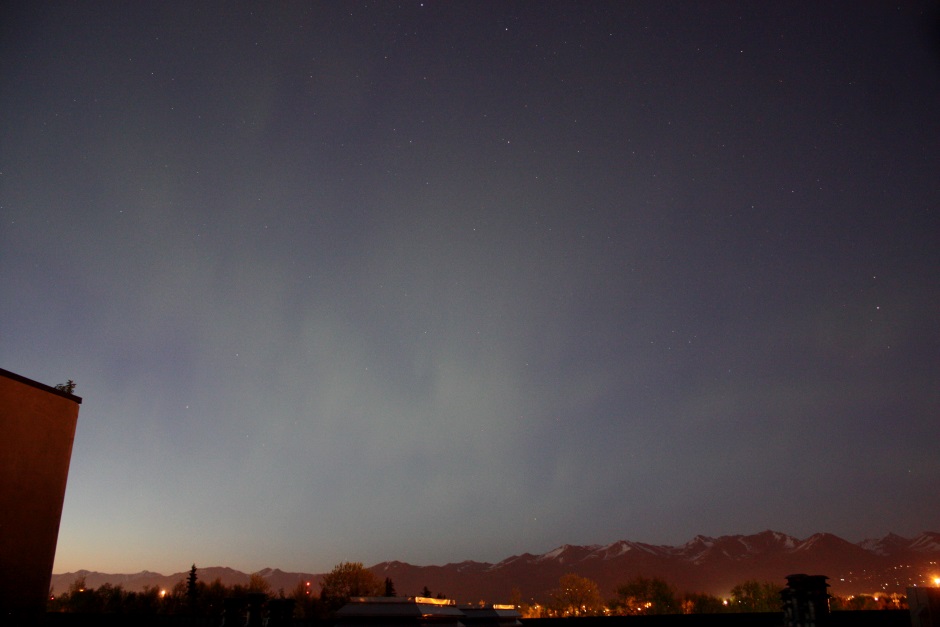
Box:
29 610 912 627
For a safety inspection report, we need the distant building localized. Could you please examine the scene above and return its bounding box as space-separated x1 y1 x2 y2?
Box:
459 603 523 627
335 596 523 627
0 368 81 619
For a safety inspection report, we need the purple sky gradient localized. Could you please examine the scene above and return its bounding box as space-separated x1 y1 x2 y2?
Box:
2 2 938 575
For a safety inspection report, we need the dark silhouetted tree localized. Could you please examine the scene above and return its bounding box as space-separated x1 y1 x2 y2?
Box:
198 578 229 617
681 592 727 614
64 576 98 613
550 573 603 616
289 579 323 619
247 573 272 596
384 577 396 597
729 580 781 612
187 564 198 609
320 562 382 612
613 576 680 615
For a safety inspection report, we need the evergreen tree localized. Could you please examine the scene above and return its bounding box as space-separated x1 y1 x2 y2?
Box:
187 564 198 608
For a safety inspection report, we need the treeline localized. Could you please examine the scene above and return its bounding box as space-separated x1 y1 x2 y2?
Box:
520 574 907 618
49 564 908 618
49 562 399 619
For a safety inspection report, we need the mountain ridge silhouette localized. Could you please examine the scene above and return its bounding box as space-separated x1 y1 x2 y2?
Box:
51 530 940 602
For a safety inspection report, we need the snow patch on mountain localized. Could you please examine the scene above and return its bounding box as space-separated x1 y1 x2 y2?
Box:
488 554 527 570
910 533 940 553
536 545 569 562
535 544 600 564
592 541 634 560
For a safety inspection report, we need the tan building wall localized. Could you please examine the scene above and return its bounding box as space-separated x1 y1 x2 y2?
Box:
0 368 81 618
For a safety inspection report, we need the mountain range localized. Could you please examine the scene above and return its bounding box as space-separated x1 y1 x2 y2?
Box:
51 530 940 603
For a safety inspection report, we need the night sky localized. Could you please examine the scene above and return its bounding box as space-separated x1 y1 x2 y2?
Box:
3 2 939 576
